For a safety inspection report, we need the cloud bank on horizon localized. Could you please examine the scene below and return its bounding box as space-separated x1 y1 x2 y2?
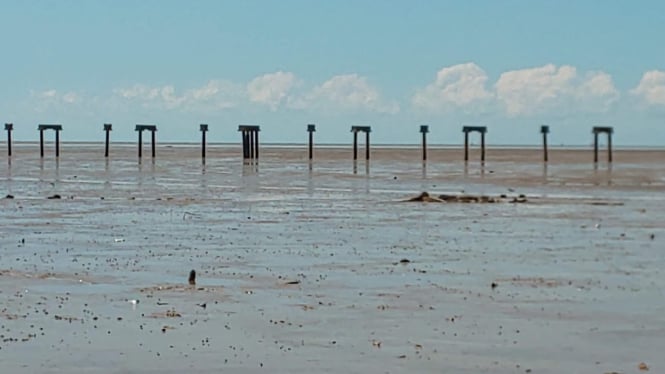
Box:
29 63 665 116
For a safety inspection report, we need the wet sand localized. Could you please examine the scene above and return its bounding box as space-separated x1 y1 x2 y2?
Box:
1 144 664 373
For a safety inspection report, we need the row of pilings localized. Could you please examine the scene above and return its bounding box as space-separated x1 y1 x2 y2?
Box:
4 123 616 163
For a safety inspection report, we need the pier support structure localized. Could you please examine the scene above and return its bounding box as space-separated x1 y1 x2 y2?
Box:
135 124 157 159
541 125 549 163
238 125 260 161
462 126 487 162
420 125 429 161
5 123 12 157
351 126 371 161
200 124 208 161
38 124 63 158
592 126 613 163
104 124 112 157
307 124 316 160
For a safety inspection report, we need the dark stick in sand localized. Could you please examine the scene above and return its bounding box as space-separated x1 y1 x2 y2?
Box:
188 270 196 285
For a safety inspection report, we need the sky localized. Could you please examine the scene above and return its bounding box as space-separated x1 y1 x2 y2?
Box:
1 0 664 145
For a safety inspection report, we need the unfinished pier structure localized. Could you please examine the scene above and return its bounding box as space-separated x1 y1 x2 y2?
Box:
351 126 371 161
463 126 487 162
38 124 63 158
135 124 157 159
238 125 260 161
592 126 613 163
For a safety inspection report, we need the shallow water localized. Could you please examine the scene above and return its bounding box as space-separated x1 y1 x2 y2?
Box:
1 144 664 373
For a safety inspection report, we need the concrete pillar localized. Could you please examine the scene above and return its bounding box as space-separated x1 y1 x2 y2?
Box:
40 129 45 158
307 124 316 160
200 124 208 160
150 130 156 158
541 125 549 162
138 130 143 158
480 132 485 162
55 130 60 158
353 131 358 160
593 132 599 163
104 124 112 158
4 123 12 157
464 131 469 161
254 130 259 159
420 125 429 161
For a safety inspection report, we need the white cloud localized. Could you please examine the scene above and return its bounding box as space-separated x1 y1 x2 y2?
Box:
39 89 58 99
495 64 619 116
29 89 82 112
34 89 80 103
292 74 399 114
412 62 493 112
114 80 243 111
61 92 80 104
247 71 296 111
630 70 665 106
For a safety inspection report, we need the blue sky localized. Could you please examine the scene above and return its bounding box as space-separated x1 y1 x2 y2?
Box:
1 0 664 145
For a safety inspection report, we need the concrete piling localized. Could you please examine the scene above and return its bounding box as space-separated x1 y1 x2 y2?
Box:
307 124 316 160
38 124 63 158
4 123 12 157
238 125 260 161
420 125 429 161
135 124 157 159
462 126 487 162
200 124 208 161
541 125 549 162
104 124 112 157
593 126 613 163
351 126 371 161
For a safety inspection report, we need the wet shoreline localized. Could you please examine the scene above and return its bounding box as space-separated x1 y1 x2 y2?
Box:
1 146 663 373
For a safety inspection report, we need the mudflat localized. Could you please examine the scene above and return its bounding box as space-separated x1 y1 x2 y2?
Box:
1 144 663 373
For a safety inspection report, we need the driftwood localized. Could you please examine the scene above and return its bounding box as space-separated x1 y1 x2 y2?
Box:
404 192 527 204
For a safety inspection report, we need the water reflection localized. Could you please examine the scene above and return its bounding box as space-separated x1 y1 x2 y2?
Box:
307 166 314 196
592 161 613 186
55 158 60 183
241 162 259 176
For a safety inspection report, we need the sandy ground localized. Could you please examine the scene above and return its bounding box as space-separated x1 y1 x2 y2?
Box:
0 144 664 373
